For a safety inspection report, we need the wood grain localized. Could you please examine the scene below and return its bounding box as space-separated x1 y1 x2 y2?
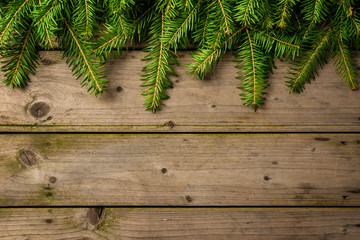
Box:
0 207 359 239
0 51 359 132
0 133 359 206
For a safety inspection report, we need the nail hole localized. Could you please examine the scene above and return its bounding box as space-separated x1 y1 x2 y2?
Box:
45 219 53 223
185 195 192 202
263 176 270 181
161 168 167 174
343 195 350 200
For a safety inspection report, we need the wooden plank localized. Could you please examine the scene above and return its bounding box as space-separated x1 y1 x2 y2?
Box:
0 51 359 132
0 207 359 239
0 133 359 206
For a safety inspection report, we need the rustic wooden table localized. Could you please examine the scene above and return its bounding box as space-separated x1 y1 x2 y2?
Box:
0 51 359 239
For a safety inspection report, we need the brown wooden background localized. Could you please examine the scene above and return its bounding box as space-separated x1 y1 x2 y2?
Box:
0 51 359 239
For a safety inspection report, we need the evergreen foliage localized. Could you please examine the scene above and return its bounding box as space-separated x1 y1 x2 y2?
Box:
0 0 359 112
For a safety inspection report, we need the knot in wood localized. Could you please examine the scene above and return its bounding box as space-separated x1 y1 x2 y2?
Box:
165 121 175 129
116 86 123 92
19 150 36 166
49 176 57 183
30 102 50 118
185 195 193 203
87 207 105 226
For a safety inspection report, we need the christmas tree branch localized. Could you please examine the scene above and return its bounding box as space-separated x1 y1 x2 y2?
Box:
141 10 178 112
167 1 200 46
62 20 108 95
0 0 31 45
217 0 231 34
247 29 257 108
277 0 297 29
236 28 272 110
335 35 359 90
188 26 245 79
288 28 332 93
248 26 300 50
1 27 39 87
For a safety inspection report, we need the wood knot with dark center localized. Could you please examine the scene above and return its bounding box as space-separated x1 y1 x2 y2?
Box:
116 86 123 92
30 102 50 118
19 150 36 166
49 176 57 183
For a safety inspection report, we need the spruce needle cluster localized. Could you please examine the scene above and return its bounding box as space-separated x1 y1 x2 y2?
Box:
0 0 359 112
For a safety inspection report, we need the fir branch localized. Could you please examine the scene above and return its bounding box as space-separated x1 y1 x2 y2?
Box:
242 0 251 24
0 0 32 45
37 0 54 48
351 17 360 35
165 1 200 49
133 3 156 42
334 35 359 90
294 12 302 30
133 5 154 25
235 28 272 111
110 0 135 12
92 26 126 59
217 0 231 34
192 1 209 47
212 23 226 48
38 4 55 23
277 0 297 29
187 27 245 79
205 0 235 48
247 28 258 108
337 0 353 17
235 0 263 26
94 0 137 57
260 0 273 29
62 20 108 95
249 27 301 59
301 0 329 40
1 27 39 87
72 0 99 39
157 0 178 19
33 0 63 49
141 10 178 112
287 28 332 93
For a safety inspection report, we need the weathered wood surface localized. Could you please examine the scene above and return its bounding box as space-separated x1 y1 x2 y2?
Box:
0 207 359 239
0 51 359 132
0 133 359 206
